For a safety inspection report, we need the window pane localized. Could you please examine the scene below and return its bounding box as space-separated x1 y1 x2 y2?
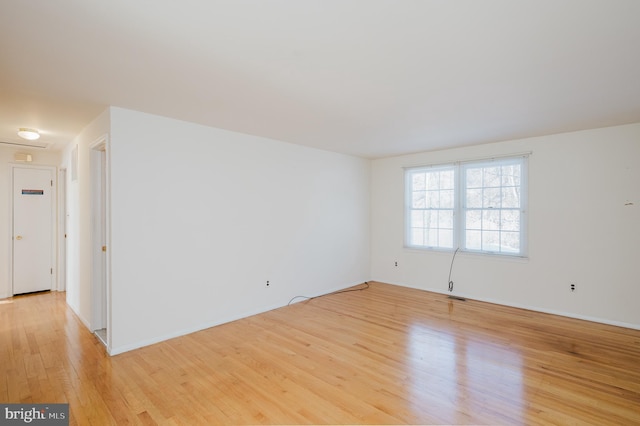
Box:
482 231 500 251
426 173 440 190
501 210 520 231
426 190 440 208
440 170 455 189
466 230 481 250
439 229 453 248
439 210 454 228
425 210 438 228
501 164 521 186
466 210 482 229
412 191 426 208
483 188 501 208
412 173 426 190
466 168 482 188
440 190 454 208
501 232 520 253
466 188 482 208
426 229 438 246
411 228 424 245
502 186 520 208
483 210 500 230
483 167 501 187
411 210 424 227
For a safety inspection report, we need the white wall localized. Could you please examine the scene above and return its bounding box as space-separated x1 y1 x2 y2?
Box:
61 109 111 327
0 147 61 299
371 123 640 328
57 107 639 353
108 107 370 354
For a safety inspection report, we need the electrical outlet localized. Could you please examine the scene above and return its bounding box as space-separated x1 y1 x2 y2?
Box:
570 283 576 292
266 280 270 287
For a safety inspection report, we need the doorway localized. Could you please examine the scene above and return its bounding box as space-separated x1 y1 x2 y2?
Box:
90 136 110 349
11 165 56 295
58 168 66 293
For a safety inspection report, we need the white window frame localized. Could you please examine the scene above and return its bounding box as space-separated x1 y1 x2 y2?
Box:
404 164 457 251
405 155 528 257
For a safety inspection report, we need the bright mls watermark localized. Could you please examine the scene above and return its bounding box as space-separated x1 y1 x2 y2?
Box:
1 404 68 425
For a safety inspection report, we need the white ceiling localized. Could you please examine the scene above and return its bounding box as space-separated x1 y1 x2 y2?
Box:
1 1 639 158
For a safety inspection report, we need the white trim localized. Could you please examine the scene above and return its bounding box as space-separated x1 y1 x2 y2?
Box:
110 302 287 356
57 168 66 292
70 145 78 182
403 151 532 170
66 298 92 330
388 281 640 331
403 162 455 171
109 280 366 356
89 134 111 352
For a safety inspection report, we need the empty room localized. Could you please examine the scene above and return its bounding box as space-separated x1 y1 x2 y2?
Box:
1 1 639 424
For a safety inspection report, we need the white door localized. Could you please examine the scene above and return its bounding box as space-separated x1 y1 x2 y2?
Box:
13 166 54 295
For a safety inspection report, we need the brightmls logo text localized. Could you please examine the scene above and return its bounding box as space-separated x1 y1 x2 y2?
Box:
1 404 68 425
4 407 45 423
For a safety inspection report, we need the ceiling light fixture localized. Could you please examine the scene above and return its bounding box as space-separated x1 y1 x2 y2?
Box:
17 128 40 141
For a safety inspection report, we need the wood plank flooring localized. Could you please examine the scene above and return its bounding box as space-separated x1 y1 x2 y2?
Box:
1 282 639 425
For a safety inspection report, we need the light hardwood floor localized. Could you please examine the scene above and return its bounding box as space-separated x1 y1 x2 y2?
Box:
1 282 639 425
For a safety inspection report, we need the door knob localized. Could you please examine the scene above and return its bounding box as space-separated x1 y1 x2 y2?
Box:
15 235 23 240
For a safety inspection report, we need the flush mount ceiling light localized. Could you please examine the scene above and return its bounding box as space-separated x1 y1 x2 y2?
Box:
17 128 40 141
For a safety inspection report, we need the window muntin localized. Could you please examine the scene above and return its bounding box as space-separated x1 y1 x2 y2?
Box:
405 156 527 256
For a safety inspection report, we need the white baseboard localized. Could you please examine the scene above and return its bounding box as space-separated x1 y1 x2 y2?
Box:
109 279 369 356
66 300 92 331
383 280 640 331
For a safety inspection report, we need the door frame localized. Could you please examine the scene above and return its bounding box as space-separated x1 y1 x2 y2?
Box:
90 135 111 349
58 168 66 292
8 163 57 295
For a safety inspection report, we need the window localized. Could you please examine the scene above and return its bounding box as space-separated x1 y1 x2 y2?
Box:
405 155 527 256
406 166 455 249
